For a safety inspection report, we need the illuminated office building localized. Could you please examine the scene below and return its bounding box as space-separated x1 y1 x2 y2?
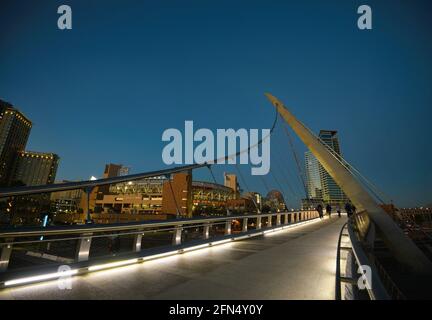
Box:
0 100 32 186
13 151 59 186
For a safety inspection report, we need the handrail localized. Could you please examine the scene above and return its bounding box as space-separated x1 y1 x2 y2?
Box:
335 216 392 300
0 163 208 197
347 218 390 300
1 221 230 246
335 222 348 300
0 210 320 288
0 211 312 238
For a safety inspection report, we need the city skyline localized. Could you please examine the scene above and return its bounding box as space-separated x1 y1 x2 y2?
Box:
1 1 431 207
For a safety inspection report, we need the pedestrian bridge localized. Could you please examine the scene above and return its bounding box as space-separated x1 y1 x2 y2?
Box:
0 215 346 300
1 93 430 300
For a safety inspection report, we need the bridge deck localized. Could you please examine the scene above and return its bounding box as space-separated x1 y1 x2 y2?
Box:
0 217 346 300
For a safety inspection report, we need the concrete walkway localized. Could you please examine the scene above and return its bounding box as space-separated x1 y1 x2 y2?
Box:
0 216 346 300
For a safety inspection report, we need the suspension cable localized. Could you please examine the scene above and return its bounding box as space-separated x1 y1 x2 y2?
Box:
233 163 260 213
166 174 181 218
314 135 389 204
273 154 302 200
270 170 291 209
207 108 278 165
298 122 391 205
206 163 218 185
282 122 308 197
0 109 279 199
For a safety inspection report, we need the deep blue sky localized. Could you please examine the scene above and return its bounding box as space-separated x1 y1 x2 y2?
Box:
0 0 431 207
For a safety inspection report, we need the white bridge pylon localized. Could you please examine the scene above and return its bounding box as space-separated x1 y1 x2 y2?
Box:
265 93 432 274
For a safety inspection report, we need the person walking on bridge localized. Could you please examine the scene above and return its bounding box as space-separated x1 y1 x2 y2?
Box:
316 204 324 219
325 204 332 218
345 202 353 218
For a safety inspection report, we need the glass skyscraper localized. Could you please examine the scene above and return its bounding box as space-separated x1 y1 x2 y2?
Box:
304 130 348 207
305 150 322 199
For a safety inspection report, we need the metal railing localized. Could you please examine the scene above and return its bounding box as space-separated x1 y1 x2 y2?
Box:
0 210 319 288
335 213 390 300
335 222 349 300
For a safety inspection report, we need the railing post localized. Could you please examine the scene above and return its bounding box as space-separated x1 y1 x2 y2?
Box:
172 225 183 245
203 222 211 239
84 187 94 224
0 238 13 272
268 215 272 227
75 233 92 262
242 217 248 232
276 214 281 226
133 232 143 252
285 213 289 224
256 216 262 230
225 219 232 235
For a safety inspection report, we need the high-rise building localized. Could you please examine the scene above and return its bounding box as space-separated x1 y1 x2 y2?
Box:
305 151 322 199
12 151 59 186
303 130 348 207
318 130 348 205
0 100 32 186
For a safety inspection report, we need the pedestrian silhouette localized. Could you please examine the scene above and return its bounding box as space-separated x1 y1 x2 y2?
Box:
326 204 332 218
316 204 324 219
345 202 353 217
